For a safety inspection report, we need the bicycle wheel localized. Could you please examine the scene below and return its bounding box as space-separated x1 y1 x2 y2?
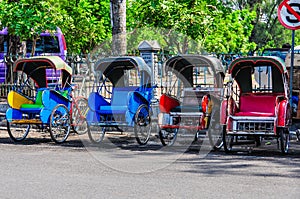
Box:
296 129 300 141
72 97 88 135
87 125 106 144
222 125 233 153
134 104 151 145
49 104 71 143
7 121 30 142
278 127 289 154
207 109 223 150
159 128 178 146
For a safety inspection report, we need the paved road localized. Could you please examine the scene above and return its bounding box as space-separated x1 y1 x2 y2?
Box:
0 131 299 199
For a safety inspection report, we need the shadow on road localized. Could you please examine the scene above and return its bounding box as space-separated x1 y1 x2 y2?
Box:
1 130 300 158
175 140 300 178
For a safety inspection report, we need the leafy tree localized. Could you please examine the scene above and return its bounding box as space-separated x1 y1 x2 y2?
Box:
58 0 111 53
0 0 68 55
0 0 111 54
2 0 297 55
204 9 257 54
0 0 69 82
127 0 256 54
224 0 296 51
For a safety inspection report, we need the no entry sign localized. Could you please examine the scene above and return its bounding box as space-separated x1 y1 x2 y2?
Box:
278 0 300 30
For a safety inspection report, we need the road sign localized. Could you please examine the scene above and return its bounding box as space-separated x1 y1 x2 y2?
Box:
278 0 300 30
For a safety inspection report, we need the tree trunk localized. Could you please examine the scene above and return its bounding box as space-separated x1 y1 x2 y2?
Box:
111 0 127 55
31 36 37 57
6 34 20 83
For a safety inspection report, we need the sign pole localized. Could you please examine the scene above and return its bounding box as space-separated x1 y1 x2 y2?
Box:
290 30 295 106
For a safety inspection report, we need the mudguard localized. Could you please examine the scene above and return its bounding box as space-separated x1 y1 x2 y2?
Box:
127 91 149 126
39 89 71 123
220 99 228 125
40 108 52 124
6 108 22 122
276 99 290 127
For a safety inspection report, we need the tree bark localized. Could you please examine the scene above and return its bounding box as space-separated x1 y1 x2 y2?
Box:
6 34 20 83
111 0 127 55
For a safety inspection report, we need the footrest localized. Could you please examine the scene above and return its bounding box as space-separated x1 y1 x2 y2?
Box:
11 119 42 124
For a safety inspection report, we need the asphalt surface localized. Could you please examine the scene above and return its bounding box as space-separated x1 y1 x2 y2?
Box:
0 129 299 199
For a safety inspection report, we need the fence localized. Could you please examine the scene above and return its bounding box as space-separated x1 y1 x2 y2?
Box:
0 52 244 100
0 54 97 99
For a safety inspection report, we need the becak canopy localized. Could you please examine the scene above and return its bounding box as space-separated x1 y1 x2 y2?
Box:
13 56 72 88
164 55 225 88
94 56 152 87
228 56 287 93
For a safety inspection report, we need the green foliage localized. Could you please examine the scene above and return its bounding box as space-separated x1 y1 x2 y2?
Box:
205 9 257 53
225 0 297 52
0 0 66 41
127 0 256 54
58 0 111 53
0 0 299 54
0 0 111 53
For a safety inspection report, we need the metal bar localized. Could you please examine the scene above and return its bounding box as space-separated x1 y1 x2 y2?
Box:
290 30 295 106
229 116 276 121
169 112 203 116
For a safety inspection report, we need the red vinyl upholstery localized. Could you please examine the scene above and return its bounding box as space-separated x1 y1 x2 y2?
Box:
234 94 279 117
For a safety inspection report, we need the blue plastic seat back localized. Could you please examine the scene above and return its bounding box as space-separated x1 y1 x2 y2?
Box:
88 92 110 112
111 87 139 106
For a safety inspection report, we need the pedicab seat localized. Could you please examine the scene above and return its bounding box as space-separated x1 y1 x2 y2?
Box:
20 89 44 111
234 93 279 117
20 88 70 113
170 89 204 113
90 86 139 115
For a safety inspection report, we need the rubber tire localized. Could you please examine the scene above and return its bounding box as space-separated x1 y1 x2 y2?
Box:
255 136 262 147
207 109 223 150
7 121 30 142
87 125 106 144
159 129 178 146
134 104 151 145
278 127 289 154
296 129 300 141
49 104 71 144
71 97 88 135
222 125 233 153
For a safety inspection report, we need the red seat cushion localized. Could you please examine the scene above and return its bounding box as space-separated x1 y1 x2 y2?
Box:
234 93 281 117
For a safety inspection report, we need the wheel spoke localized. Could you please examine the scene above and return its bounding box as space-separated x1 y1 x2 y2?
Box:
50 104 71 143
278 128 289 154
159 129 178 146
222 126 233 153
134 104 151 145
88 125 105 144
208 110 223 150
7 121 30 142
72 98 88 135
